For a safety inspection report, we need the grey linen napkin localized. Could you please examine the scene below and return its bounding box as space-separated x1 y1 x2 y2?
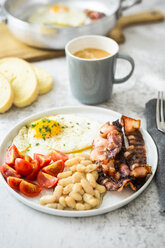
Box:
146 99 165 214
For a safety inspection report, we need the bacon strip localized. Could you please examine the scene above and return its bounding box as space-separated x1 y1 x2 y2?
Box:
91 116 152 192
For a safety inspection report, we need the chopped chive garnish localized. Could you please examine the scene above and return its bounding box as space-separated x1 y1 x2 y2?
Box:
25 125 29 129
36 143 40 146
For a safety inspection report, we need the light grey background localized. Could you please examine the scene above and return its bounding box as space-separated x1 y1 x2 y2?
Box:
0 0 165 247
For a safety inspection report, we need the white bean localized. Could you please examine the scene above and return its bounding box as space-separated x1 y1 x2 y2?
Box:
63 184 73 194
91 171 98 180
58 176 73 186
81 178 94 195
76 203 85 211
95 183 106 193
57 171 72 179
65 196 76 209
69 165 77 172
76 164 86 172
83 193 100 207
65 157 80 167
94 189 101 199
69 191 82 201
81 160 92 166
86 173 96 188
46 203 58 209
59 196 66 207
40 195 56 205
72 183 83 193
85 164 97 173
72 172 84 183
53 185 63 201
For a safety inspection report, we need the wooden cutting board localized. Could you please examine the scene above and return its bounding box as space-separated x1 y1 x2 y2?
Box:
0 23 65 62
0 10 163 62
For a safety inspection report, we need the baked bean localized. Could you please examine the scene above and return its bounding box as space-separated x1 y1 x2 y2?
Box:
57 171 72 179
65 196 76 209
81 178 94 195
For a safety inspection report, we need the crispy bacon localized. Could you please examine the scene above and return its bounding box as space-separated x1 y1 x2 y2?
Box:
91 116 152 192
85 9 106 20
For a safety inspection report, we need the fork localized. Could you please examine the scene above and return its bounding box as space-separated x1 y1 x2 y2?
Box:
156 91 165 133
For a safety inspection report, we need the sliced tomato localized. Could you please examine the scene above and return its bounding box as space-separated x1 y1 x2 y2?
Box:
42 160 64 177
7 176 22 190
33 153 51 168
15 158 33 176
0 163 21 179
23 155 32 163
5 144 22 166
26 160 40 181
37 171 59 189
50 149 68 162
19 180 42 197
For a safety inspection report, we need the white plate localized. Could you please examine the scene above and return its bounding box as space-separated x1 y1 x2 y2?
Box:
0 106 158 217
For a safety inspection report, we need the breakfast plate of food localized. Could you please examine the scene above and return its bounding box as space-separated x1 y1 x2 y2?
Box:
0 106 158 217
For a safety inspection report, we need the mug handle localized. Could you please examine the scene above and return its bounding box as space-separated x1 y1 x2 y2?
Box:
114 53 135 84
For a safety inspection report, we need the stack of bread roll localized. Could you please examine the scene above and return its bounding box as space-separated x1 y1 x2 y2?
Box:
0 57 53 113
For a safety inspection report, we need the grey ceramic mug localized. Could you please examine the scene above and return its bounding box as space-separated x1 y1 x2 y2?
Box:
65 35 134 104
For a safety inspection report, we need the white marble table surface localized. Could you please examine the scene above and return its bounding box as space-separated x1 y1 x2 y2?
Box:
0 0 165 247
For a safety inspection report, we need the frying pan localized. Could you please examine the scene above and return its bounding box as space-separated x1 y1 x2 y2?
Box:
0 0 141 49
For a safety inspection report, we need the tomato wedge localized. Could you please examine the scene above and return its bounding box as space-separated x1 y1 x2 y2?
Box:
26 160 40 181
19 180 42 197
23 155 32 163
5 144 22 166
37 171 59 188
50 149 68 162
15 158 33 176
42 160 64 177
7 177 22 190
33 153 51 168
0 163 21 179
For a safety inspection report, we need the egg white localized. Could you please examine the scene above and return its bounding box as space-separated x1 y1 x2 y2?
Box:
29 6 87 27
12 114 102 157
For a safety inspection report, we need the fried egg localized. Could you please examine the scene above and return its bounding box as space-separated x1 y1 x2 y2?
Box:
29 4 87 27
12 114 101 156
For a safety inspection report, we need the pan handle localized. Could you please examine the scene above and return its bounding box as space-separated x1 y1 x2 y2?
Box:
0 4 7 23
121 0 142 11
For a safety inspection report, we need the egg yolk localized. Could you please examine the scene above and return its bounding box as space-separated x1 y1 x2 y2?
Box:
31 119 61 139
50 4 69 13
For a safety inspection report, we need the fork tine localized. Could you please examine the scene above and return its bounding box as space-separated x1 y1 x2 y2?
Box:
156 91 160 127
160 91 164 123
